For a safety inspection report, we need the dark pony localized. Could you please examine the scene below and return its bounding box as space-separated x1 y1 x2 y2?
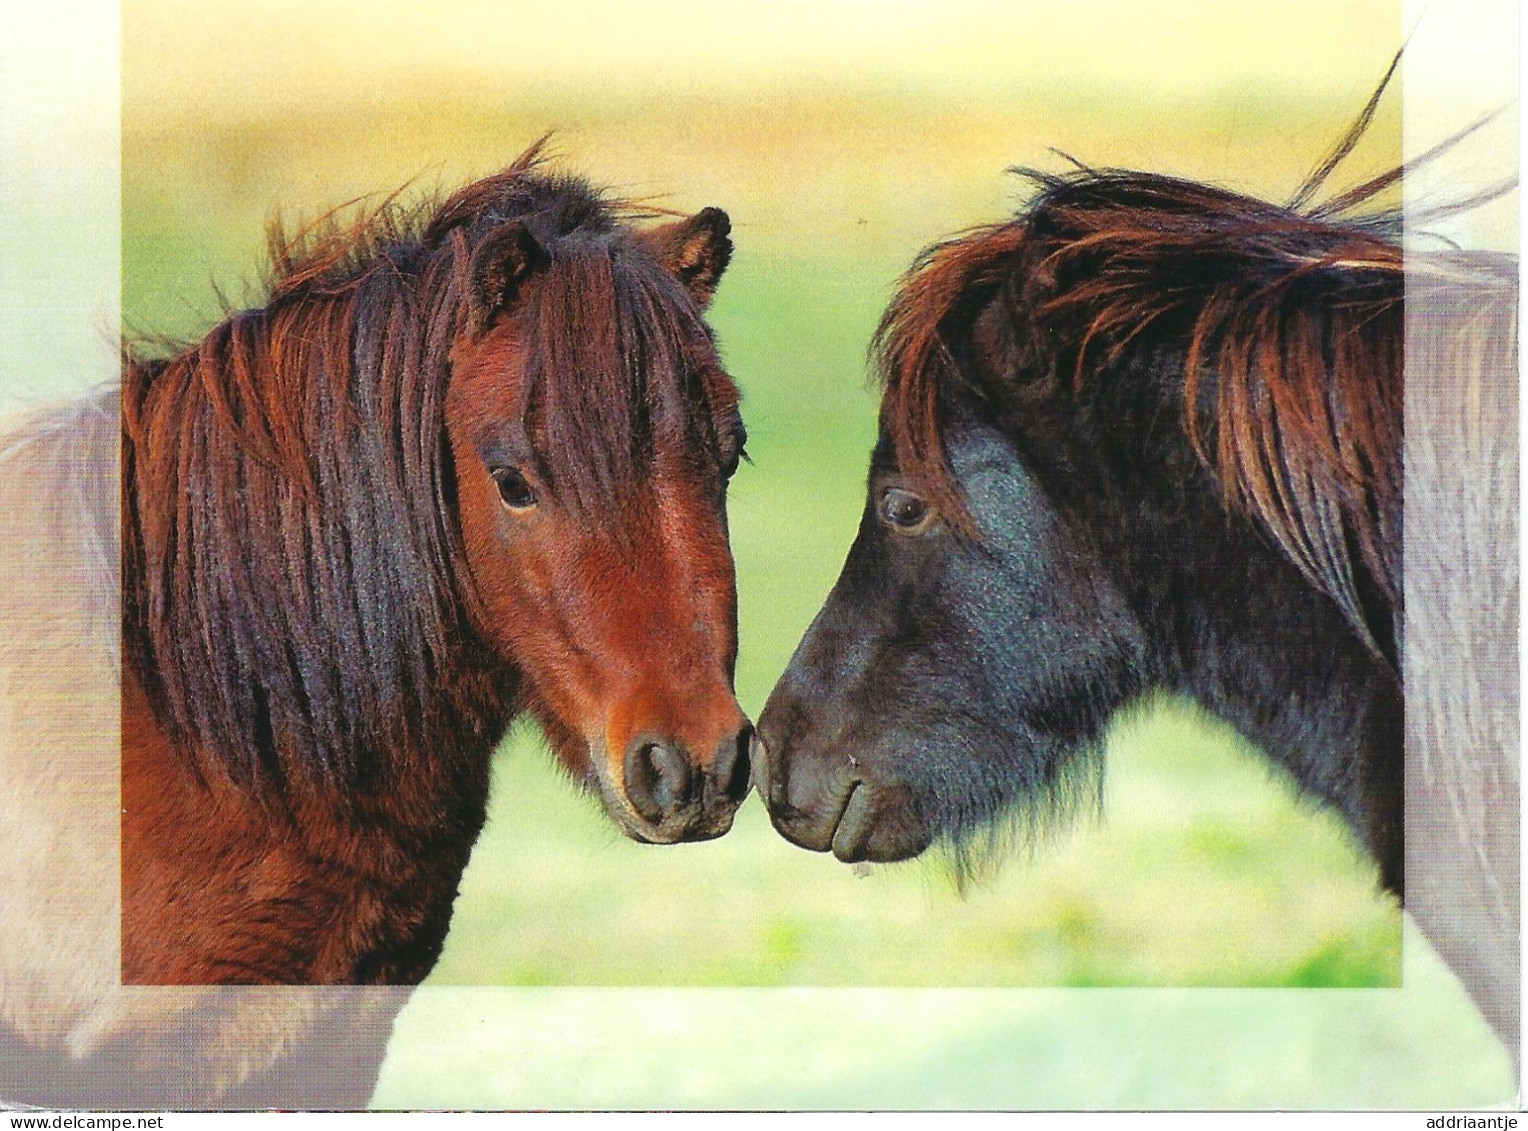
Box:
3 145 750 1108
756 92 1518 1058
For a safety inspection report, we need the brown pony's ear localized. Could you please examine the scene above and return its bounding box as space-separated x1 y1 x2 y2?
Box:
468 221 547 331
640 207 732 308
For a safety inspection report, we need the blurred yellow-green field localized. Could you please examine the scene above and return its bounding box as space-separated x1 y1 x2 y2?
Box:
121 0 1416 994
15 0 1518 1109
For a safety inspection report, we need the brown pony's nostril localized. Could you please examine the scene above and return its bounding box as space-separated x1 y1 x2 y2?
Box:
624 738 695 825
709 724 753 806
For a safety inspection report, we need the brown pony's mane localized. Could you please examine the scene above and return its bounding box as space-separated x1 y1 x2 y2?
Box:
874 91 1515 660
122 143 736 793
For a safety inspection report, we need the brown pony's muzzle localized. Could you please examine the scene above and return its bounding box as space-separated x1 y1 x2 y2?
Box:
621 724 753 843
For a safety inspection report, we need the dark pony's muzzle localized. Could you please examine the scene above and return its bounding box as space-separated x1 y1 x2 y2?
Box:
753 712 932 864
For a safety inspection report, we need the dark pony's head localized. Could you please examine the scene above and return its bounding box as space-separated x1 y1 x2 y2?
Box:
755 101 1483 881
876 161 1405 652
123 143 752 843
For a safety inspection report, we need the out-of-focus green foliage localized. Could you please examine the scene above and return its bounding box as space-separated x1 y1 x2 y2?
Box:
122 85 1405 991
116 26 1514 1100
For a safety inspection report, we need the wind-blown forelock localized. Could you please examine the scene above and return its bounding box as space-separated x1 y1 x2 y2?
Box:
121 145 729 794
874 120 1514 660
524 237 730 520
872 222 1030 538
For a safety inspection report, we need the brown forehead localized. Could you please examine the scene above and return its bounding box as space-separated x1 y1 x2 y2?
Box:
447 317 531 433
453 299 738 419
451 282 740 495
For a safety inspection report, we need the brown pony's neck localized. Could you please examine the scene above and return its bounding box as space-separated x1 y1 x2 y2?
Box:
120 225 514 805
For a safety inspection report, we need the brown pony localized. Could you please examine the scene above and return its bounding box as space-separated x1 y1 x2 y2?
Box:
1 146 750 1107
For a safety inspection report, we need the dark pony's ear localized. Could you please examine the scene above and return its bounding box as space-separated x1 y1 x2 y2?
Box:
468 221 547 331
639 207 732 308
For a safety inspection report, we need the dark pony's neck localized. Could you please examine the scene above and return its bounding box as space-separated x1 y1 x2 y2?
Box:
120 150 620 801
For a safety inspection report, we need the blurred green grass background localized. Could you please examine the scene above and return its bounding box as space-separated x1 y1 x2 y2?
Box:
122 85 1404 993
113 0 1514 1107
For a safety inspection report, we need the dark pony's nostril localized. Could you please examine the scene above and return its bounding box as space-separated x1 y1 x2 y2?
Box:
624 739 694 825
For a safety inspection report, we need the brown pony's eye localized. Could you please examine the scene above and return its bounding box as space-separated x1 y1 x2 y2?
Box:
721 440 748 481
492 467 537 510
879 486 932 533
719 425 748 481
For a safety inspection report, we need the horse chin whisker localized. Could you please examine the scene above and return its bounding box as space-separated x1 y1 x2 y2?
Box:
930 740 1107 894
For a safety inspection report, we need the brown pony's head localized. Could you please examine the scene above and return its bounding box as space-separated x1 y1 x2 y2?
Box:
444 193 750 843
122 148 750 843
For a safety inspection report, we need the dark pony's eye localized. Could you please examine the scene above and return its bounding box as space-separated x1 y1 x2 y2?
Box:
491 467 537 511
878 485 932 533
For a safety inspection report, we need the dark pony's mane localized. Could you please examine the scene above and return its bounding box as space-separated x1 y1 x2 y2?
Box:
122 143 735 793
874 91 1514 661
